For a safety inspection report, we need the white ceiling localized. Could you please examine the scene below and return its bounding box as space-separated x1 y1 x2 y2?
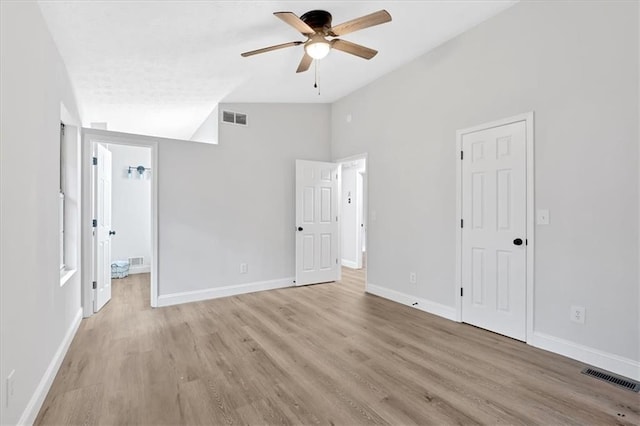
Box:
38 1 517 140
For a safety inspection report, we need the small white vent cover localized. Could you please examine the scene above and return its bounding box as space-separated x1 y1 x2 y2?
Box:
221 110 248 126
128 256 144 266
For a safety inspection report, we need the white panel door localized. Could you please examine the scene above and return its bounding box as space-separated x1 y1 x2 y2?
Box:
461 121 527 340
94 143 113 312
295 160 341 286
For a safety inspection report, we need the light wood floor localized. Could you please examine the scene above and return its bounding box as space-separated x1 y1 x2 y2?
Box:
37 269 639 425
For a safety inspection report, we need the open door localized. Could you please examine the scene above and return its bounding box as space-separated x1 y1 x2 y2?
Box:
295 160 341 286
94 143 113 312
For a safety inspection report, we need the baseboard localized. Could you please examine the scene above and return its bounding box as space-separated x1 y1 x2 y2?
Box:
365 283 640 381
530 331 640 381
341 259 358 269
19 307 83 425
367 282 457 321
157 277 295 307
128 265 150 274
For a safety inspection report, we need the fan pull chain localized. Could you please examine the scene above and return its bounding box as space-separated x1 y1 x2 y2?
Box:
314 60 320 95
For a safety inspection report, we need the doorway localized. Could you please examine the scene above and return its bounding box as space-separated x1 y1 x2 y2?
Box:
338 154 368 290
455 113 534 342
81 129 158 317
104 144 152 308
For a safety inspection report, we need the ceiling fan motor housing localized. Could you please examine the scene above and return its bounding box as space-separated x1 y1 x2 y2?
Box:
300 10 333 34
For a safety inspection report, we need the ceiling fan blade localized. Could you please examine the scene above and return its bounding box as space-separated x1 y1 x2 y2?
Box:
296 53 313 73
274 12 315 36
241 41 303 57
329 10 392 37
331 39 378 60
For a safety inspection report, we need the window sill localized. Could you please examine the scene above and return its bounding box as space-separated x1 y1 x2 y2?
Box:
60 268 77 287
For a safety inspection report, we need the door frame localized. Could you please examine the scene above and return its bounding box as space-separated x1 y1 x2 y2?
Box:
455 113 535 342
81 128 159 317
336 153 369 290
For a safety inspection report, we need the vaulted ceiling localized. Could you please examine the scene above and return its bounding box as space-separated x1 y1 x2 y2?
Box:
39 1 517 140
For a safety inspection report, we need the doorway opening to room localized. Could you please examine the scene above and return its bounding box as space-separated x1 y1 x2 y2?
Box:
81 130 158 317
338 154 367 291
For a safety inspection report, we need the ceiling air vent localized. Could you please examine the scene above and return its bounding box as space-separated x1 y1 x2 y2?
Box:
221 110 248 126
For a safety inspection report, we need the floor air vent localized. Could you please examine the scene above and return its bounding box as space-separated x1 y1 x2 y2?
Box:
581 367 640 392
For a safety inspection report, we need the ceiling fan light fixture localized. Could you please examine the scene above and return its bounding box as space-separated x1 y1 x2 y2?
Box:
305 38 331 60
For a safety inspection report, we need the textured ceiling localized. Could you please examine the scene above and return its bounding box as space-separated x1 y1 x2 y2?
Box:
38 1 517 140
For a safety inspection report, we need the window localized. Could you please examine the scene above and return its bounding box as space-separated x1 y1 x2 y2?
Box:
59 122 66 271
59 105 79 286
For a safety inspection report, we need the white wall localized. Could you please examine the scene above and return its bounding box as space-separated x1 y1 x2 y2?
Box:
331 0 639 374
158 103 331 297
109 144 152 272
0 2 83 424
190 104 219 144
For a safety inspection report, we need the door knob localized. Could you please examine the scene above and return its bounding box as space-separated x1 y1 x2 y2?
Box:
297 226 303 231
513 238 523 246
109 230 116 236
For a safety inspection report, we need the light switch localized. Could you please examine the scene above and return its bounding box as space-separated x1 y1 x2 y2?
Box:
536 209 550 225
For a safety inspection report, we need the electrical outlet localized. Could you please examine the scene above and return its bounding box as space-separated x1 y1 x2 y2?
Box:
570 305 585 324
409 272 417 284
6 370 15 407
239 263 248 274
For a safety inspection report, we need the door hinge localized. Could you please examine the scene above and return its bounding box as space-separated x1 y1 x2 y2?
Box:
461 287 464 297
92 281 97 289
92 219 97 228
460 151 464 160
336 258 338 265
92 157 97 166
336 216 338 222
526 239 528 246
460 219 464 228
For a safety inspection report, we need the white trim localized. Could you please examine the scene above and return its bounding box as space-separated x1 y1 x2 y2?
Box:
59 268 77 286
18 308 83 426
530 332 640 382
157 277 294 307
81 134 93 317
128 265 151 274
367 283 457 321
341 259 359 269
455 112 535 344
81 128 160 317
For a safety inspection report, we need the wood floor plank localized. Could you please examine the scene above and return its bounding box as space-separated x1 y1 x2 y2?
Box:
35 269 640 425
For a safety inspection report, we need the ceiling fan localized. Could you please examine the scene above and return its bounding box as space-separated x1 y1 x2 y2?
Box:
241 9 392 73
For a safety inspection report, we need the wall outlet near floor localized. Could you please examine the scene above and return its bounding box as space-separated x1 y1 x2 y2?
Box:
6 369 15 407
239 263 248 274
570 305 585 324
409 272 417 284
